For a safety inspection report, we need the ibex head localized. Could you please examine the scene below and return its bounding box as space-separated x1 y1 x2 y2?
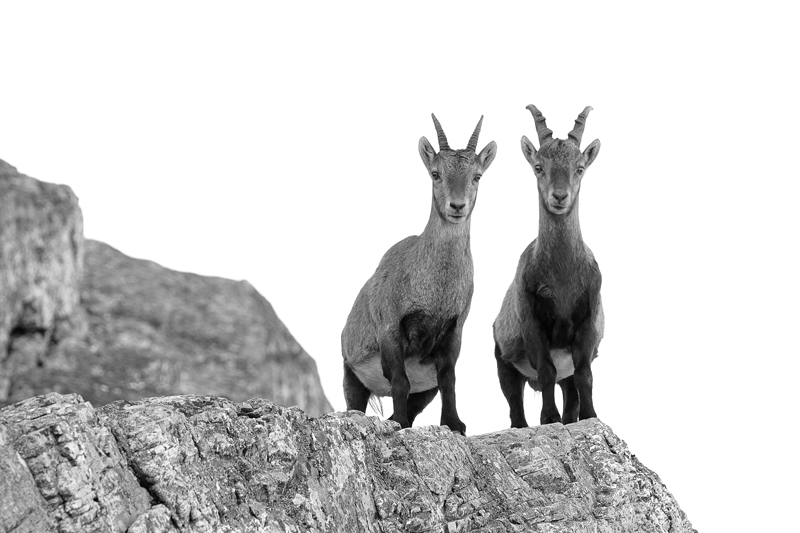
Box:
521 105 600 216
418 114 497 225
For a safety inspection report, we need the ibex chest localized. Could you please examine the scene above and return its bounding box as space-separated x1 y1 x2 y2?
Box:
531 283 591 349
403 252 473 316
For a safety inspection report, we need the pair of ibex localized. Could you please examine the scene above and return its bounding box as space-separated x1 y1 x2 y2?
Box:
341 106 603 435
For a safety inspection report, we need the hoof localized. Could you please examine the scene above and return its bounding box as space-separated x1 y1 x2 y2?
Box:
443 419 467 435
540 411 562 425
388 413 411 429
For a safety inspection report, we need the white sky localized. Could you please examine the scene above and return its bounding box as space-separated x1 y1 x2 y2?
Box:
2 2 798 531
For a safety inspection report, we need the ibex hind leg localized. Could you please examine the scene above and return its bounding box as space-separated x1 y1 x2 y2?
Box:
559 375 579 424
495 343 529 428
405 387 439 426
343 362 371 413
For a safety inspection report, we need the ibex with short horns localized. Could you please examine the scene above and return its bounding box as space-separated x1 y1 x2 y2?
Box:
493 105 603 427
342 114 497 435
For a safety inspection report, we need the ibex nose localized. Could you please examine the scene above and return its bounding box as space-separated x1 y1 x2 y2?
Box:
450 201 466 212
552 191 568 202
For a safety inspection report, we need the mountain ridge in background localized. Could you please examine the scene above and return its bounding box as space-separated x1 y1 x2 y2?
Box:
0 157 332 415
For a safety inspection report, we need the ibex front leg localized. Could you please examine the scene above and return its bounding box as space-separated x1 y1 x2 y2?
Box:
524 318 561 424
381 338 411 429
559 376 580 424
496 343 529 428
435 330 467 435
572 319 600 421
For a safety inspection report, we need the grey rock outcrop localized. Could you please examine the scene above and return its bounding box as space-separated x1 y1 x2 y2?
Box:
76 239 332 415
0 158 331 415
0 394 148 533
0 393 695 533
0 159 85 402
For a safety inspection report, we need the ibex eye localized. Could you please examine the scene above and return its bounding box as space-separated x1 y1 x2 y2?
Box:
431 171 441 180
534 165 543 173
577 168 585 175
474 174 482 182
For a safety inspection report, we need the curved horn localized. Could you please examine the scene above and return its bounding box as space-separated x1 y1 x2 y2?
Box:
567 106 593 146
466 115 484 152
431 113 450 151
526 105 553 147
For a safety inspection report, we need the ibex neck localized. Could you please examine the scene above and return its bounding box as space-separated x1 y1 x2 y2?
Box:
420 201 472 253
537 198 584 258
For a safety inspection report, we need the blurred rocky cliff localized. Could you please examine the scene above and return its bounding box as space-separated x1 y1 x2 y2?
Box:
0 158 332 415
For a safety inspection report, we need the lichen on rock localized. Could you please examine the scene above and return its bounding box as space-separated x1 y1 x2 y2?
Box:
0 393 149 532
0 393 696 532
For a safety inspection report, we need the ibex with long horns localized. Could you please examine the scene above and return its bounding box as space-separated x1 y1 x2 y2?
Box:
342 114 497 434
493 105 603 427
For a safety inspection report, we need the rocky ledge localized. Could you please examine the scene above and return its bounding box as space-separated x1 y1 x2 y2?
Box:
0 393 695 533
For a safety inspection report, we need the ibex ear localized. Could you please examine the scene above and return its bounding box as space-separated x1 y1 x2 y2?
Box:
419 136 436 171
582 139 601 168
478 141 497 171
521 135 538 166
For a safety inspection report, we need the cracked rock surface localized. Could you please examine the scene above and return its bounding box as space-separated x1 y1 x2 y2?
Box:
0 394 148 532
0 393 695 532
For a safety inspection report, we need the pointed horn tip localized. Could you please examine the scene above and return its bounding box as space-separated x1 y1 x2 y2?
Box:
431 113 450 150
466 115 484 151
